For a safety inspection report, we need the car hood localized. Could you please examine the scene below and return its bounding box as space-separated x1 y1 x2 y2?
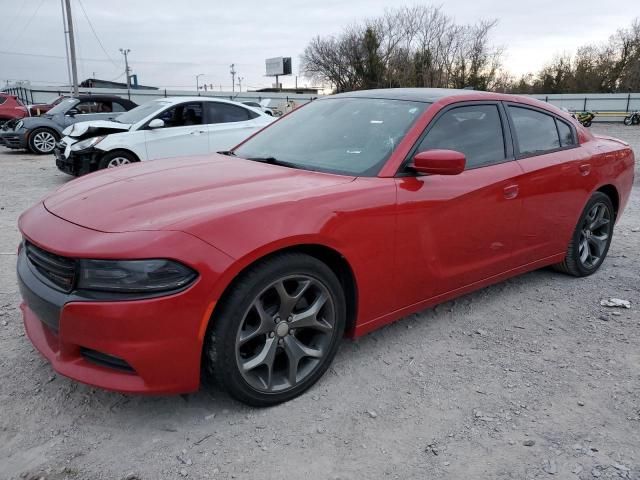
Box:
63 120 131 138
43 154 355 234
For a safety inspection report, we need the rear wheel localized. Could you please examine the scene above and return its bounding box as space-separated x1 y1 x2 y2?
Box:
204 253 346 406
554 192 614 277
28 128 58 154
582 120 592 127
98 151 138 170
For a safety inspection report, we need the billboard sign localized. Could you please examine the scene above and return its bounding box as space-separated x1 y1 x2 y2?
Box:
266 57 292 76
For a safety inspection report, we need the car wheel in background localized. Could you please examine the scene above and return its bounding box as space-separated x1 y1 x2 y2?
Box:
554 192 614 277
204 252 346 407
28 128 58 154
98 151 138 170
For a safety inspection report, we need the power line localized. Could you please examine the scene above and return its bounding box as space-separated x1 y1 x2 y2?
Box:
75 0 119 68
0 49 234 67
7 0 47 50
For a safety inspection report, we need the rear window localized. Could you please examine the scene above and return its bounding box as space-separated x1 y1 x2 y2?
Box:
508 106 560 155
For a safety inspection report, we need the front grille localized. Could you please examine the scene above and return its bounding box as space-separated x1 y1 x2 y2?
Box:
80 348 135 373
25 241 76 292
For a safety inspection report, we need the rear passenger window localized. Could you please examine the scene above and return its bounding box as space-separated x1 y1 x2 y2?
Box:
509 106 560 155
556 120 575 147
206 103 257 124
417 104 506 169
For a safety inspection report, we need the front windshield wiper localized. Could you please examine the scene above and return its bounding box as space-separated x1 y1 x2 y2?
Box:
217 150 236 156
245 156 301 170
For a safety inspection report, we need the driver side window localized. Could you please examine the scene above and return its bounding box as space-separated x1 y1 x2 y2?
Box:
155 103 203 128
417 104 506 169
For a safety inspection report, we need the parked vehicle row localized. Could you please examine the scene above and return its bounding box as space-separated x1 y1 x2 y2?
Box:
0 95 137 154
15 88 635 406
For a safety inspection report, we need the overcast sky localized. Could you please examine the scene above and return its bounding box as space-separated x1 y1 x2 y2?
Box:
1 0 637 92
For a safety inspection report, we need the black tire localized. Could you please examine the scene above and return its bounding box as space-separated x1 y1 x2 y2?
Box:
203 252 346 406
553 192 614 277
624 116 633 126
28 127 58 154
633 115 640 125
583 120 592 127
98 150 138 170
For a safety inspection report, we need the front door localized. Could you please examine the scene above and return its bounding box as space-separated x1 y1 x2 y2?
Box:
394 102 523 308
144 102 209 160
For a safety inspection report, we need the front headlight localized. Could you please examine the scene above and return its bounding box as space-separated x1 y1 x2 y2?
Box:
15 120 24 130
71 135 106 151
77 259 198 293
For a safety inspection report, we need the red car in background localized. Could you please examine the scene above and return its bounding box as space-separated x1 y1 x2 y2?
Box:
28 95 68 116
0 93 28 125
16 89 635 406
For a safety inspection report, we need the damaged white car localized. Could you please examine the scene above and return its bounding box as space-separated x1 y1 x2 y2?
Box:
54 97 274 176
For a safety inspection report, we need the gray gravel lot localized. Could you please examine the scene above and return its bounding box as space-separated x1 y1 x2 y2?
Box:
0 124 639 480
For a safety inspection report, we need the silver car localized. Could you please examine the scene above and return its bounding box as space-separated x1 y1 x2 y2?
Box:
0 95 137 154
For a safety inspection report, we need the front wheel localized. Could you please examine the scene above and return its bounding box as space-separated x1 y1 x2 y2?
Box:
204 253 346 406
28 128 58 154
624 116 633 126
582 120 592 127
98 151 138 170
554 192 614 277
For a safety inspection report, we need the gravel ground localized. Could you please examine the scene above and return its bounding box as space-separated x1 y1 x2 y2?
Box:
0 124 639 480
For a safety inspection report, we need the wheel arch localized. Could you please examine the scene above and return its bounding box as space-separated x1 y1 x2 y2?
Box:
596 184 619 218
99 148 141 163
210 243 359 337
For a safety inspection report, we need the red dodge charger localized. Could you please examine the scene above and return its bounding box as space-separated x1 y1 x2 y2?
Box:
17 89 635 406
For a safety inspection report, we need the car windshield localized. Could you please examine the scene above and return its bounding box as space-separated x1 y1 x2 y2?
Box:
115 100 171 124
47 98 78 115
234 97 428 176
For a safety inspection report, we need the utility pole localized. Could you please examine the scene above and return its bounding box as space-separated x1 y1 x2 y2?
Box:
230 64 236 93
60 0 72 94
237 76 243 93
64 0 79 96
120 48 131 89
196 73 204 92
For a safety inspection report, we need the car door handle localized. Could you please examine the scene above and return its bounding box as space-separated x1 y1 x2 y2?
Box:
190 130 207 135
579 163 591 176
503 184 519 200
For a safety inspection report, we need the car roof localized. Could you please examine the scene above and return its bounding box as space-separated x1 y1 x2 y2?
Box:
330 88 499 103
154 96 257 106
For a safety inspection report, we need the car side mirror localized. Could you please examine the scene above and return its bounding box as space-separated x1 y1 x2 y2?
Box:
148 119 165 129
65 108 79 117
410 149 466 175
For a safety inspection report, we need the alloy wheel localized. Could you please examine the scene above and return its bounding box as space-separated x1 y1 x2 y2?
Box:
33 131 56 153
106 157 131 168
578 202 611 269
235 275 336 393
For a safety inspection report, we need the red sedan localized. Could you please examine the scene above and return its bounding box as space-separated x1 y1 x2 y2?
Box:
17 89 635 406
0 93 28 124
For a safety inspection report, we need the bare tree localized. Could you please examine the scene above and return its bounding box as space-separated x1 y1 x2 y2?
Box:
300 5 502 92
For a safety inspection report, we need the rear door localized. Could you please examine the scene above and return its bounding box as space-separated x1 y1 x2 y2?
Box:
144 102 209 160
505 104 588 264
204 102 267 152
394 102 524 307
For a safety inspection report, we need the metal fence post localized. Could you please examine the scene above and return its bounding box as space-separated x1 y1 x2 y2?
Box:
626 93 631 113
583 97 587 111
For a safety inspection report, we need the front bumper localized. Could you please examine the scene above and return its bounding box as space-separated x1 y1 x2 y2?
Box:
0 129 28 149
54 143 98 176
17 203 235 394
